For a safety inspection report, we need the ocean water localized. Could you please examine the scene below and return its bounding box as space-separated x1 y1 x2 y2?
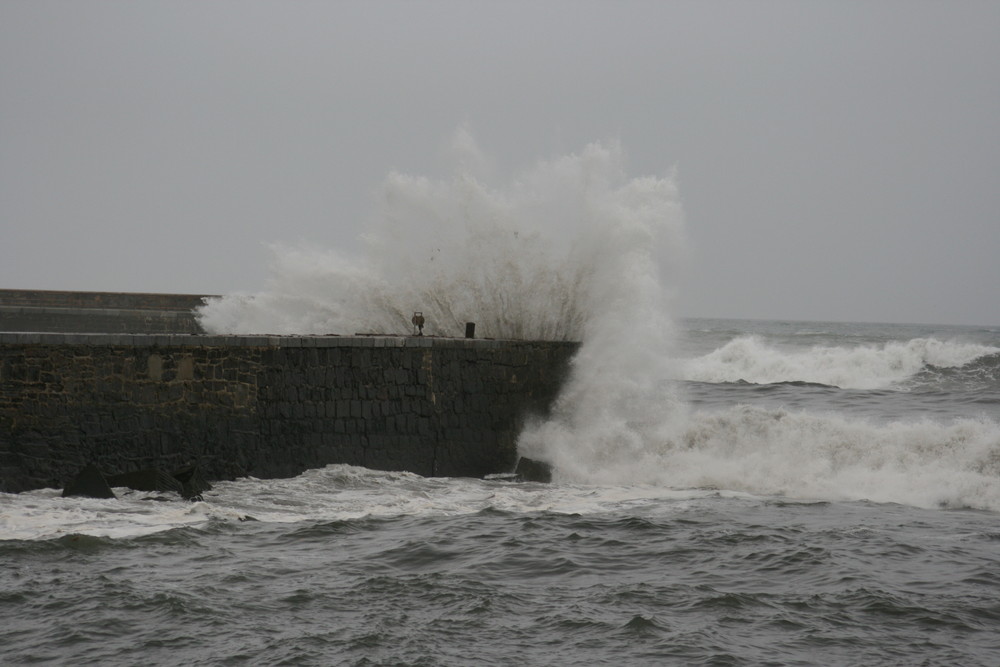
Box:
4 139 1000 664
3 318 1000 666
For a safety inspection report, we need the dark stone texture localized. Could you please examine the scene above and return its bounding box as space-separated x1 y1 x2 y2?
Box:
59 463 212 500
1 334 578 493
514 456 554 483
104 469 185 495
62 464 115 499
172 464 212 499
0 289 209 334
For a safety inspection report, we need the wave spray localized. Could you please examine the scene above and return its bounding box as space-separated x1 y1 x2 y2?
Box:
198 132 688 483
199 135 682 342
197 132 1000 509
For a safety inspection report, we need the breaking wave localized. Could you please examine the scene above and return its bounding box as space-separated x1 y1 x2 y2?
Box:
681 336 1000 390
909 352 1000 393
536 403 1000 512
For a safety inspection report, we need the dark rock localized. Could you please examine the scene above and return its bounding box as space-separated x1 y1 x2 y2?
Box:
514 456 553 483
105 469 184 495
171 464 212 500
62 464 116 499
100 464 211 501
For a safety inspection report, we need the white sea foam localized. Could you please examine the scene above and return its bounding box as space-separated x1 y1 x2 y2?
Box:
0 466 729 541
681 336 1000 389
548 404 1000 512
0 488 223 540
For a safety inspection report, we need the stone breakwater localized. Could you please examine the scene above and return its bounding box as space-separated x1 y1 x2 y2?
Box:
0 289 209 334
0 333 578 494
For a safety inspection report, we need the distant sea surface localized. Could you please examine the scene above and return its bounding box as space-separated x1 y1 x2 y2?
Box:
3 318 1000 666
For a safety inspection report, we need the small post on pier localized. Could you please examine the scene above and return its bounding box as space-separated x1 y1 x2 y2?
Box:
465 322 476 339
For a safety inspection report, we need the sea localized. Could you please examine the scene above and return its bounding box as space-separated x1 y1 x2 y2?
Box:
3 141 1000 664
2 318 999 666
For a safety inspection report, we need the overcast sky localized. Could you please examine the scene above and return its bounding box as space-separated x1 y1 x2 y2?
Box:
2 1 998 325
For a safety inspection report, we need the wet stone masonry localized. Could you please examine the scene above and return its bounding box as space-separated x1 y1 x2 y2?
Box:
0 333 578 493
0 289 209 335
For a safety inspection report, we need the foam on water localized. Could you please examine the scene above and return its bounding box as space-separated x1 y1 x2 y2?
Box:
583 405 1000 511
0 489 224 540
0 466 727 541
681 335 1000 389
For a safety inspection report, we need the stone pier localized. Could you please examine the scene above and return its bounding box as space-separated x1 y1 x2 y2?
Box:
0 332 577 493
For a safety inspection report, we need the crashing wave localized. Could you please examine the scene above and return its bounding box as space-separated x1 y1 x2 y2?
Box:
681 336 1000 389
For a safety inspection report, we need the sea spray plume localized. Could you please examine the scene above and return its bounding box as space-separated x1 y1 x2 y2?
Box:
364 169 588 339
360 141 687 340
196 245 393 335
197 136 690 482
197 139 684 342
516 166 688 484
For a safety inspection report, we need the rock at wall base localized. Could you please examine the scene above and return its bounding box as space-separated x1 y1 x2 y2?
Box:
105 469 184 495
61 464 116 499
62 463 212 501
171 464 212 500
514 456 553 483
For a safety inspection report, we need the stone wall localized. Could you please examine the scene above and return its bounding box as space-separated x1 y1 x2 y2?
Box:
0 306 205 335
0 289 209 311
0 333 578 493
0 289 211 334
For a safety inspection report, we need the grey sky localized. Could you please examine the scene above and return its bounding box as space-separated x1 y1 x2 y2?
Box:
2 1 998 326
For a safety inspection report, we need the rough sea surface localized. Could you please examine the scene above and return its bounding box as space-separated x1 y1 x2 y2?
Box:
3 318 1000 666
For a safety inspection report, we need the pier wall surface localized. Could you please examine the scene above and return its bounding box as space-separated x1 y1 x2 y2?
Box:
0 333 577 493
0 289 211 334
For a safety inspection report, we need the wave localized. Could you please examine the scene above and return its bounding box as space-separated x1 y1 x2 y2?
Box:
681 336 1000 390
907 352 1000 393
542 404 1000 512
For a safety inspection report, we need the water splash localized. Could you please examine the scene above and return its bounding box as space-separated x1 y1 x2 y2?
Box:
198 133 690 484
191 133 1000 510
197 137 684 342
